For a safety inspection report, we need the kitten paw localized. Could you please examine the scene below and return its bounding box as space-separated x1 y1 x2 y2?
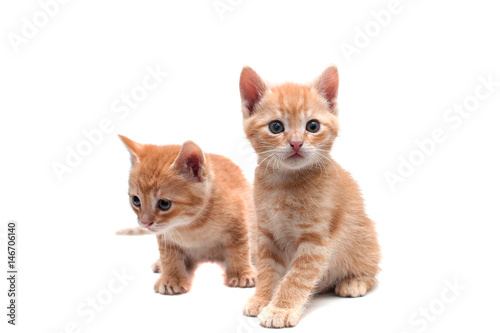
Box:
258 304 301 328
151 259 161 273
243 296 269 317
334 278 369 297
225 270 256 288
154 276 189 295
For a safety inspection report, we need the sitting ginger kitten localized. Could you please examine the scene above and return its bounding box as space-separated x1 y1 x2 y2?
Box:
116 136 256 294
239 66 381 328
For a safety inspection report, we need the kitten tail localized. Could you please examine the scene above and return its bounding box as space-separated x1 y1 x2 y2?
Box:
115 227 153 236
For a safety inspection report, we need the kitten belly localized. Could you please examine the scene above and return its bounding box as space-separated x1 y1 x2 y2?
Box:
257 190 363 292
183 245 225 263
161 225 229 263
259 199 333 261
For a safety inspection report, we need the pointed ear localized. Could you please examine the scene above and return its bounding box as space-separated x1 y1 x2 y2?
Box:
118 135 143 166
313 66 339 114
172 141 206 182
239 66 268 118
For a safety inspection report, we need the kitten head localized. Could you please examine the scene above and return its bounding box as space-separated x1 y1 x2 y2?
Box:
119 135 212 233
239 66 340 171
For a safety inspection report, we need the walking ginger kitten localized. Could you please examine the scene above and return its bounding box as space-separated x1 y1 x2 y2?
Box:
116 136 256 294
239 66 380 328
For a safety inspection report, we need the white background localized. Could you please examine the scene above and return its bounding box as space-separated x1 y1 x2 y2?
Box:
1 0 499 332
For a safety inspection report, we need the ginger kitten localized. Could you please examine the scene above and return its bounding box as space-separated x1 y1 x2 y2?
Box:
239 66 380 328
116 136 256 294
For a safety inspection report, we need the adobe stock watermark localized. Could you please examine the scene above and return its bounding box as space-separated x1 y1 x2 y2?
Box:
6 220 18 325
51 64 168 182
236 315 260 333
52 267 134 333
213 0 244 21
385 74 499 192
340 0 415 64
235 138 257 166
398 278 466 333
7 0 71 54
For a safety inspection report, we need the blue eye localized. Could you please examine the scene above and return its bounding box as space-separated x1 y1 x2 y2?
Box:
132 196 141 207
306 120 320 133
269 121 284 134
158 200 172 211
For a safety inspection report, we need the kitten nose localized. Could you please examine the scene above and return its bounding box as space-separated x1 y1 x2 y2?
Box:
141 221 154 227
290 141 303 153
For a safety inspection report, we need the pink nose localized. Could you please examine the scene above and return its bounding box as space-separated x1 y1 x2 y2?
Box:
290 141 303 153
141 221 153 227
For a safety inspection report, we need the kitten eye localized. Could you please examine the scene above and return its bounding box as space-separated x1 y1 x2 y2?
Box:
131 196 141 207
269 121 284 134
158 199 172 211
306 120 320 133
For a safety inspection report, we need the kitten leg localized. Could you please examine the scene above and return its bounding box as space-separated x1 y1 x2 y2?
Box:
224 239 257 288
258 238 328 328
243 229 286 317
334 277 376 297
154 240 190 295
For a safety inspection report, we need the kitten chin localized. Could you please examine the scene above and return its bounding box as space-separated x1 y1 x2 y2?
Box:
279 149 317 170
239 66 380 328
116 136 257 294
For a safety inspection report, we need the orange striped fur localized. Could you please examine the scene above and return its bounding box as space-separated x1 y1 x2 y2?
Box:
117 136 256 294
239 66 381 328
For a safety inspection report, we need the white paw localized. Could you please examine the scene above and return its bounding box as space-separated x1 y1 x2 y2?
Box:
154 276 189 295
226 269 257 288
258 304 301 328
334 278 368 297
243 296 269 317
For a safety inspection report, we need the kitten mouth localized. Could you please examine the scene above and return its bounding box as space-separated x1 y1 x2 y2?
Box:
287 152 303 159
142 224 157 232
283 152 311 169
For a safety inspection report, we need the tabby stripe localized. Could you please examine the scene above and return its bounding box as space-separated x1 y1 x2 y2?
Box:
288 277 313 290
258 226 276 242
293 254 325 268
296 232 325 248
258 246 286 267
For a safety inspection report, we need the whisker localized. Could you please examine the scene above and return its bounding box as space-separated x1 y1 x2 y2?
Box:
258 152 276 171
319 154 339 179
313 154 324 177
256 149 278 155
272 155 279 176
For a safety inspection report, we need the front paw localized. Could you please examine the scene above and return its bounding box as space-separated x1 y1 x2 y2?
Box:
258 304 301 328
243 295 269 317
154 275 189 295
225 269 256 288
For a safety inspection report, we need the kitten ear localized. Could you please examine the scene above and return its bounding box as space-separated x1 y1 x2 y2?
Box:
118 135 143 165
239 66 268 117
313 66 339 114
172 141 206 182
